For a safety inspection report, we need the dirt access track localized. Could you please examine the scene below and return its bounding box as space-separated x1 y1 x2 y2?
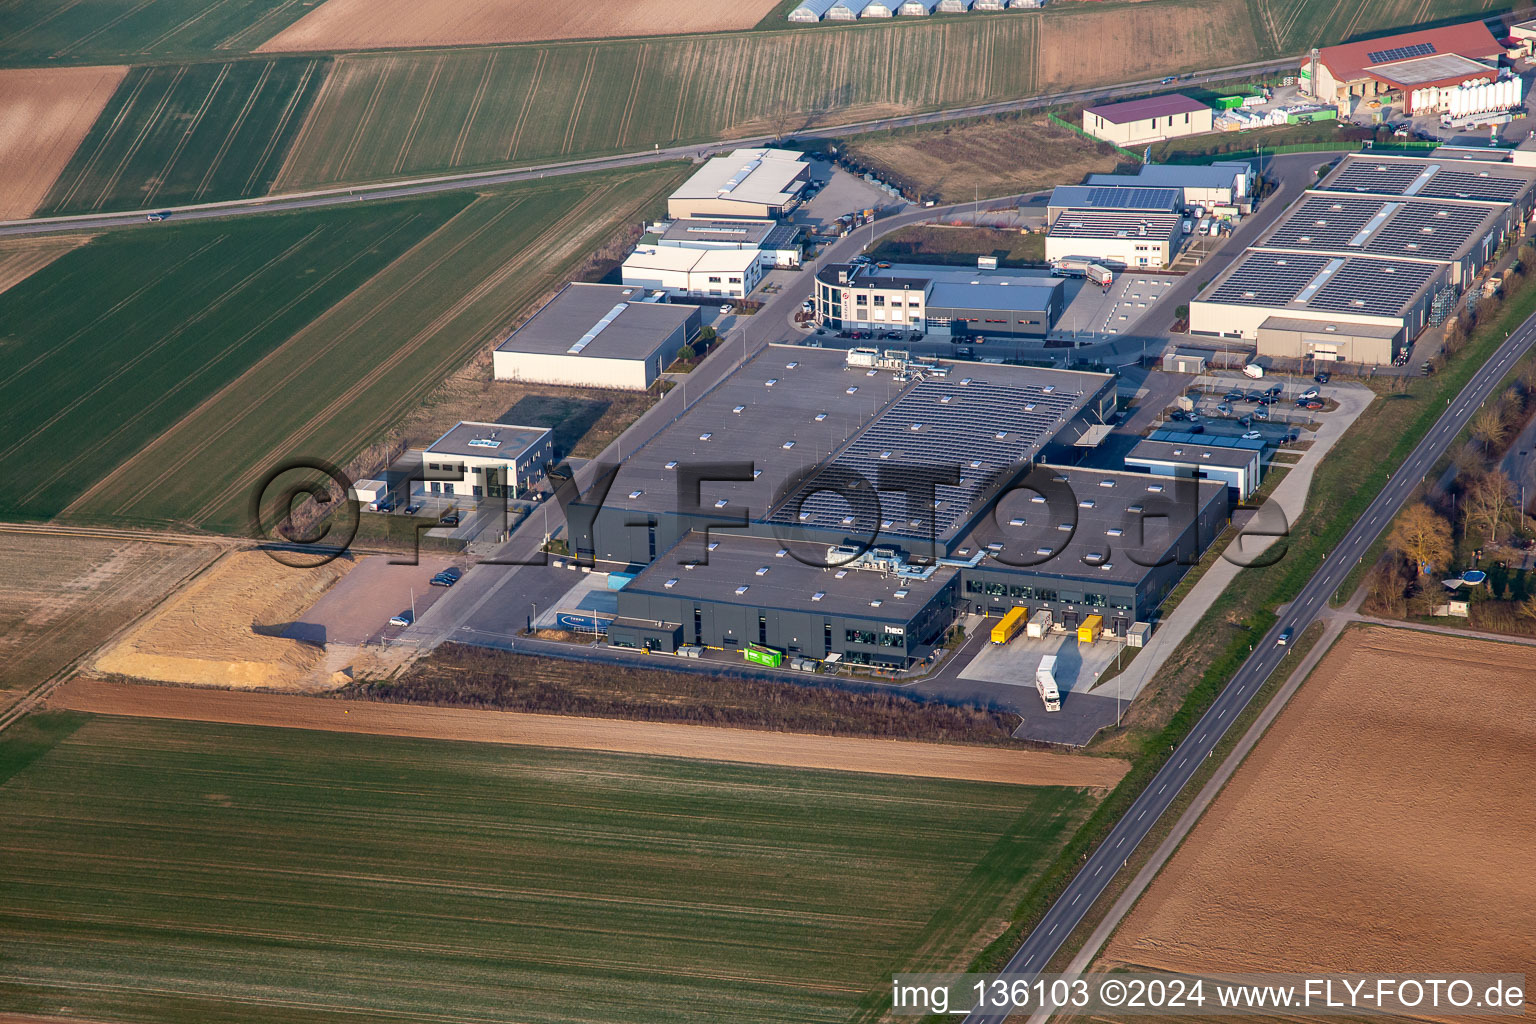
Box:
50 678 1129 789
1105 626 1535 1011
258 0 781 51
0 66 127 220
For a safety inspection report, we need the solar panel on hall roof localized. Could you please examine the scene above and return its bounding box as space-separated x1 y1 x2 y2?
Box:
1367 41 1436 64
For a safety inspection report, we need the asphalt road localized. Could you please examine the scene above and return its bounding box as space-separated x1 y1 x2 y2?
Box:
962 313 1536 1021
0 56 1294 238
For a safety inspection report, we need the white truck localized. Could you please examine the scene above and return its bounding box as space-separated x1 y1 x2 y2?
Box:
1026 609 1053 639
1242 362 1265 379
1050 255 1114 287
1036 655 1062 712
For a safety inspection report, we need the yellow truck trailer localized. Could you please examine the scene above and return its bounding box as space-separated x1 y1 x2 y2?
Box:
990 606 1027 644
1077 614 1103 643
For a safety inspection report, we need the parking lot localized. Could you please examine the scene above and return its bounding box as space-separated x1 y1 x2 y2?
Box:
958 626 1126 699
789 157 901 234
285 554 461 646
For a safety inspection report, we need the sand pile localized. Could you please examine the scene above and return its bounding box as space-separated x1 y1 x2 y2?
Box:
94 550 352 690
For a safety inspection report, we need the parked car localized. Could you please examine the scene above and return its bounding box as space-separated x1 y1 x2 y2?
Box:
718 304 734 315
1223 390 1244 402
1242 430 1263 440
1304 400 1324 410
1252 407 1269 420
1299 386 1320 400
801 300 814 311
1238 415 1253 428
439 512 460 526
1313 371 1331 384
1188 422 1206 434
1216 403 1233 415
373 500 395 514
430 567 462 587
389 610 414 627
1245 390 1263 401
405 503 422 515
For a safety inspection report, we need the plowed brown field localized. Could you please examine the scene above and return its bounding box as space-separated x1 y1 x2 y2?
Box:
1106 626 1536 1012
49 677 1130 788
258 0 781 51
0 66 126 220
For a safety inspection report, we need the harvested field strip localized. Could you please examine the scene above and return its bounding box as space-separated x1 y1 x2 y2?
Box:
0 66 127 220
0 198 465 521
56 164 682 531
0 538 219 695
256 0 782 51
1106 626 1536 1009
0 711 1093 1024
0 236 93 297
50 678 1128 787
38 56 329 215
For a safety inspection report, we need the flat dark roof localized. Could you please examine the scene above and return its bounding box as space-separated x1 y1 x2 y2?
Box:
1126 438 1260 469
497 282 697 360
1084 93 1208 124
624 532 958 621
955 465 1228 586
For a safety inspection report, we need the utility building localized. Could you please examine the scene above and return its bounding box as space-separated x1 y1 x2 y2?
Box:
1085 161 1255 208
1125 432 1265 502
492 283 700 391
1081 94 1212 146
667 148 809 219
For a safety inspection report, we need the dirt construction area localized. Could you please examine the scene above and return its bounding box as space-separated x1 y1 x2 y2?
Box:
1104 626 1536 1006
0 531 219 709
0 66 127 220
49 677 1130 788
93 549 353 691
258 0 781 51
287 553 458 645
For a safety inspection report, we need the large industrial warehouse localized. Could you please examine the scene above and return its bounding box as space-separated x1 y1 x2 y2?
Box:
492 283 700 391
1189 153 1536 364
591 346 1229 665
666 148 810 220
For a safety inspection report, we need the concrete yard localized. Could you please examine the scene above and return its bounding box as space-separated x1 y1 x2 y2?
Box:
959 628 1125 696
1049 273 1179 346
287 554 459 646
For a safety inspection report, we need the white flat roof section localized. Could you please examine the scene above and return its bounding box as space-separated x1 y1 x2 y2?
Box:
623 246 761 276
426 421 551 461
670 149 808 209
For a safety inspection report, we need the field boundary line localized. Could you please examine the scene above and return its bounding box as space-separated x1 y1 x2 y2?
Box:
269 55 341 191
562 48 598 156
49 69 149 212
615 44 647 149
46 678 1130 788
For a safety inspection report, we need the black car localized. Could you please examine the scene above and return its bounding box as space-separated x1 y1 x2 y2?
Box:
1223 390 1244 402
405 503 422 515
1188 422 1206 434
1245 390 1263 401
430 567 462 587
1313 371 1331 384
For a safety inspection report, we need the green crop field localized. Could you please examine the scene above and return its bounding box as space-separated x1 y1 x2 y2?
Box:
38 57 329 215
0 0 312 67
0 162 683 530
274 18 1041 189
0 712 1092 1024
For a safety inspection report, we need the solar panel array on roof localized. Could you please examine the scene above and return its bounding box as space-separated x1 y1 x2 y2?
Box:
1266 195 1490 261
1207 253 1330 306
1307 258 1437 316
1366 41 1436 64
1417 168 1528 202
1328 161 1427 194
767 377 1089 540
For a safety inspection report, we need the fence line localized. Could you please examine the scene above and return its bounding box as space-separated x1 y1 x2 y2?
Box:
1046 112 1142 162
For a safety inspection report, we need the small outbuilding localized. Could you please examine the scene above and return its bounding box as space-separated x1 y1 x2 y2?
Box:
1082 94 1213 146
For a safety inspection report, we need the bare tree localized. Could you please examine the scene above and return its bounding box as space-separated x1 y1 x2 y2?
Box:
1465 469 1516 547
1471 406 1508 456
1389 502 1453 576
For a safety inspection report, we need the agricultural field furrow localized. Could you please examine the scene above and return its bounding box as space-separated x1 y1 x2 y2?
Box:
38 56 329 215
0 713 1093 1024
0 198 467 522
0 163 685 531
0 0 316 68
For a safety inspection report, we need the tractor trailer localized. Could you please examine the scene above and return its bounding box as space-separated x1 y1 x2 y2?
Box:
991 606 1026 644
1026 609 1052 638
1036 656 1062 712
